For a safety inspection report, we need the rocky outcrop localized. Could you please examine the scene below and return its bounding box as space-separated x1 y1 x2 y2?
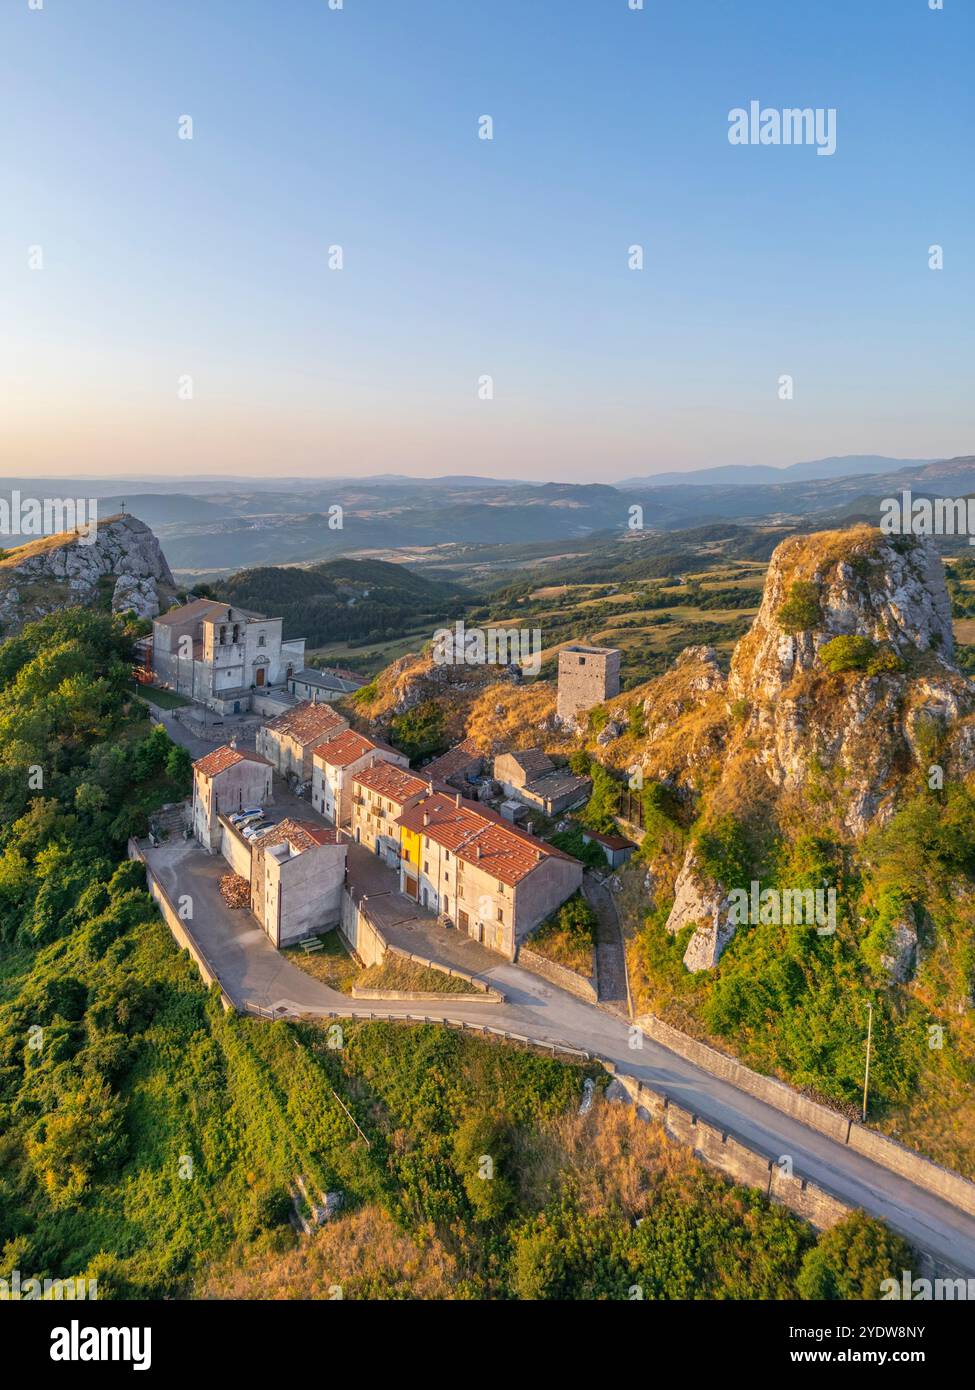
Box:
878 907 919 985
643 527 975 970
0 513 176 633
726 529 975 836
663 851 736 972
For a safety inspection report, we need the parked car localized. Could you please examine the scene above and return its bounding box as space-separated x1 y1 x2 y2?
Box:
230 806 264 825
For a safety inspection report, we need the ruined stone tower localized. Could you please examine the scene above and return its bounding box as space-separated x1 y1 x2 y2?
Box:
557 644 621 724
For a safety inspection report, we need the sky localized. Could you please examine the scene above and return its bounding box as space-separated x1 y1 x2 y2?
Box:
0 0 972 482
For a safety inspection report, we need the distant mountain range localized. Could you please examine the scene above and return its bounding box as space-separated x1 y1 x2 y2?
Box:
3 456 972 574
615 456 935 487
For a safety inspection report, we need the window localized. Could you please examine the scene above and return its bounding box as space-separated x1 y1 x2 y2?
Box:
497 907 504 922
258 634 266 647
579 656 586 666
423 861 429 875
445 850 450 861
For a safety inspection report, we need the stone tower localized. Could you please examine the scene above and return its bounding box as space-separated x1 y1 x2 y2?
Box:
557 644 621 724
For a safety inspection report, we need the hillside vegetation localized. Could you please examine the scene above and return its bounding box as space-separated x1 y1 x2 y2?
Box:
201 557 466 651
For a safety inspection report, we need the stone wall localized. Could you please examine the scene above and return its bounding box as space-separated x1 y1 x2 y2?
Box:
635 1011 975 1221
611 1072 850 1231
518 945 598 1004
847 1123 975 1218
128 839 235 1012
339 892 387 967
636 1013 851 1143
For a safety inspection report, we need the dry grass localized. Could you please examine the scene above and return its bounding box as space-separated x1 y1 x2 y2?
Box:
200 1205 460 1300
356 956 479 995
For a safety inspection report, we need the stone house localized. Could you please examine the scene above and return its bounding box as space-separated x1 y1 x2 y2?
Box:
311 729 407 829
350 762 431 869
494 749 591 816
191 744 273 852
249 819 346 948
152 598 305 713
288 666 366 701
396 791 583 958
255 701 348 784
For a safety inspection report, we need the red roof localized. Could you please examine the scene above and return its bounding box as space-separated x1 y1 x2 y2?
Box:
397 791 578 887
421 737 483 784
252 818 339 854
352 762 430 804
262 700 346 744
313 729 398 769
193 745 271 778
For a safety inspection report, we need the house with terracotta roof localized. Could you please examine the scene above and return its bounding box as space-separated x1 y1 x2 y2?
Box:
419 737 484 790
255 701 349 784
191 743 273 851
396 790 583 957
350 762 431 869
152 599 305 713
249 818 346 947
311 729 407 828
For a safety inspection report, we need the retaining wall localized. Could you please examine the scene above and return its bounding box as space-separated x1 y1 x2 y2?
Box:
847 1123 975 1218
635 1013 851 1144
128 839 235 1012
518 946 598 1004
635 1012 975 1226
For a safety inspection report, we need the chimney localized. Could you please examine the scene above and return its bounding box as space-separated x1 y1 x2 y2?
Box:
423 811 430 827
229 735 237 750
476 844 482 860
455 791 462 807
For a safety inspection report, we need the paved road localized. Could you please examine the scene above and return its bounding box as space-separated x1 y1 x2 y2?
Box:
141 830 975 1276
150 705 975 1274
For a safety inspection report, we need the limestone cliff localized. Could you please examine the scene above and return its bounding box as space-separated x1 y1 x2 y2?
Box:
623 526 975 971
0 514 177 633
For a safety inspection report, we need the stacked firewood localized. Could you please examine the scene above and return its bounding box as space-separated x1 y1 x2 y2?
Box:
219 873 251 909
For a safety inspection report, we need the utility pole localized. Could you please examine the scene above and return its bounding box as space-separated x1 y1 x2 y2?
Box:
862 999 874 1123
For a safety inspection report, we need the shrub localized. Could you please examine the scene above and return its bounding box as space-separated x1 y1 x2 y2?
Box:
819 635 876 673
777 580 822 634
796 1211 913 1300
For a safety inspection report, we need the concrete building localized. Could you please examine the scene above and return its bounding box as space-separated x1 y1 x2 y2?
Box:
152 598 305 713
288 666 366 701
419 738 483 790
556 644 621 725
249 819 346 948
351 762 430 869
255 701 348 784
311 729 407 829
191 744 273 852
494 749 591 816
397 790 583 958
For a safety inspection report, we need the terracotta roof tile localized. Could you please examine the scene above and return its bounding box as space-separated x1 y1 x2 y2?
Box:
313 729 399 769
397 791 578 886
193 745 271 777
352 762 429 804
252 817 340 855
262 700 346 744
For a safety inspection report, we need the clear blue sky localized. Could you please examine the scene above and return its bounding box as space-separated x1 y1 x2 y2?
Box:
1 0 971 480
